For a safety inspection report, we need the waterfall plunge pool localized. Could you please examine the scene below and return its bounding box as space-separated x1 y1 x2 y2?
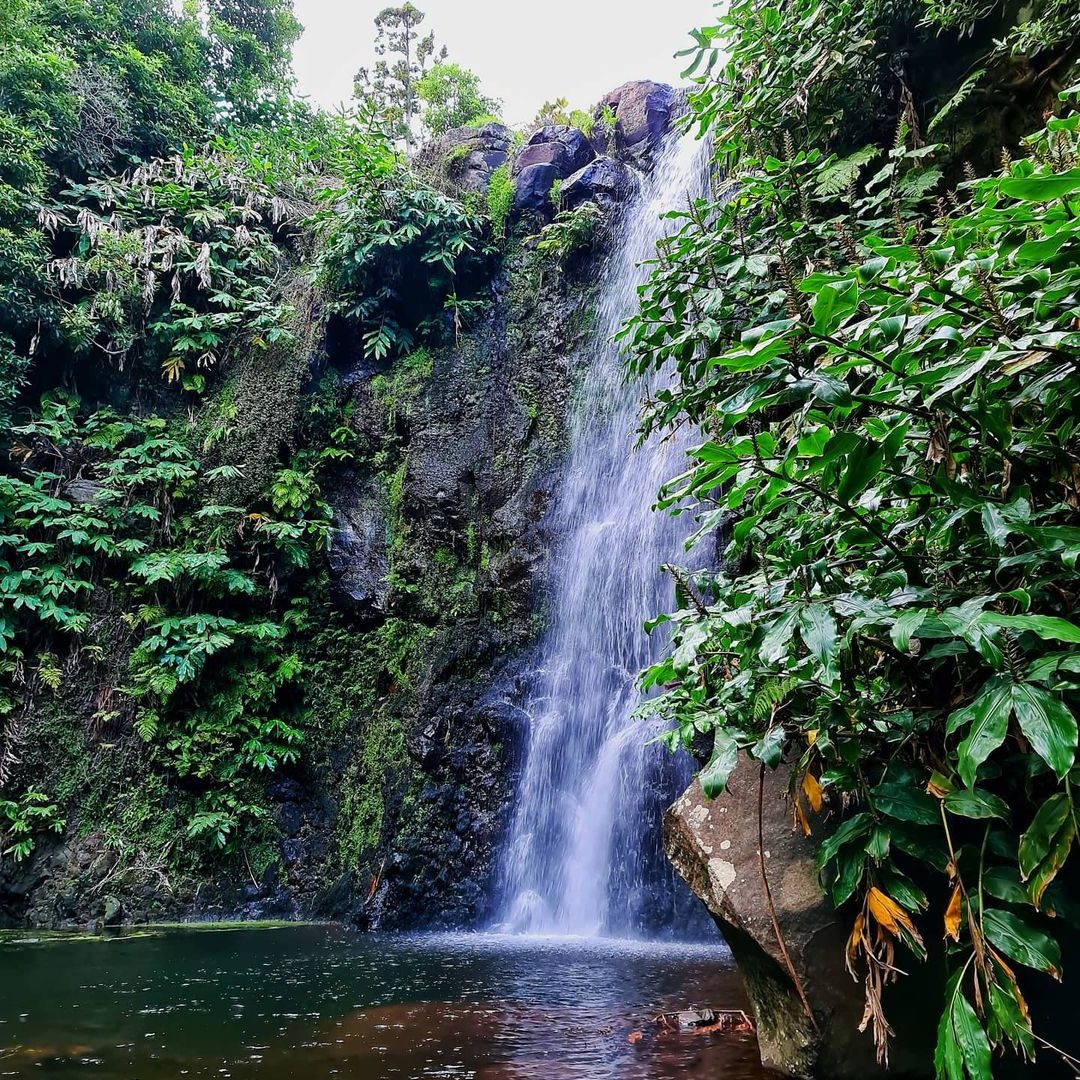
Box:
0 923 769 1078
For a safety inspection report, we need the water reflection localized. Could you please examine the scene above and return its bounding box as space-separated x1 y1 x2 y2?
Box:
0 925 767 1079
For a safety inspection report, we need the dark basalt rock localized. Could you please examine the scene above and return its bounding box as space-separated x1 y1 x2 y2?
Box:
417 122 513 195
327 476 390 618
560 156 637 210
515 125 595 177
511 161 561 213
595 80 683 168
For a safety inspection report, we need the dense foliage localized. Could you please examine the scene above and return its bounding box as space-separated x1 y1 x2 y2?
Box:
631 1 1080 1075
0 0 511 889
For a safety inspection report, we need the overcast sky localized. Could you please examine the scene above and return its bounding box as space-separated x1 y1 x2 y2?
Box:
291 0 716 125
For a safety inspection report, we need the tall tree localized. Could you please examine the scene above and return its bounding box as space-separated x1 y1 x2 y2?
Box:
354 3 445 146
417 62 499 138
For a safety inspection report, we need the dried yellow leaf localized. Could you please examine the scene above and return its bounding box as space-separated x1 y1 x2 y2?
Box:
846 912 864 978
867 887 923 950
944 884 962 941
793 797 811 837
802 771 823 813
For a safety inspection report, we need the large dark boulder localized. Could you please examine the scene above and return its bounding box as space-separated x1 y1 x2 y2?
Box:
665 766 937 1078
514 125 595 177
416 122 512 195
595 80 682 168
512 161 562 214
560 156 636 210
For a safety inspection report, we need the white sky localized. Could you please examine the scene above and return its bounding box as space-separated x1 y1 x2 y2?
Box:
291 0 716 125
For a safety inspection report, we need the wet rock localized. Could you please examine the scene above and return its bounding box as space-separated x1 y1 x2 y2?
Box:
665 767 936 1078
327 477 390 617
561 156 636 210
416 122 513 195
102 895 122 926
595 80 683 168
512 161 561 213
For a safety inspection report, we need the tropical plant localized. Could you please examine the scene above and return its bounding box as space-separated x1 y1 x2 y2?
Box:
628 1 1080 1075
417 62 501 138
0 790 64 862
311 121 488 358
353 3 447 147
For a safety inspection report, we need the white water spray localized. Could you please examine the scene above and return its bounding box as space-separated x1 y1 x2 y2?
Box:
495 130 713 937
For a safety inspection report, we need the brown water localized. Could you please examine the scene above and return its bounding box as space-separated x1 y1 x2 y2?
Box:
0 924 767 1079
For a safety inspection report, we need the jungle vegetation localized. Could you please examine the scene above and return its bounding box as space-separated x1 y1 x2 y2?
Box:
631 1 1080 1077
0 0 499 879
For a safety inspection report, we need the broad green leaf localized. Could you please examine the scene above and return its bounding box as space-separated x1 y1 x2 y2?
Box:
982 866 1029 905
1010 683 1077 780
950 676 1012 788
872 781 939 825
1018 792 1070 880
950 990 992 1080
1027 813 1075 908
673 621 710 675
751 725 785 768
891 609 927 653
816 811 873 868
934 997 964 1080
979 613 1080 644
700 729 739 799
999 168 1080 202
944 788 1010 822
983 908 1061 979
798 604 836 674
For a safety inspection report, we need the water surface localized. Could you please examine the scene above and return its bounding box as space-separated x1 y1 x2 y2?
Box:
0 924 766 1079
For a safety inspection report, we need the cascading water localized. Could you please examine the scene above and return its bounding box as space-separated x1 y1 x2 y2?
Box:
495 129 713 938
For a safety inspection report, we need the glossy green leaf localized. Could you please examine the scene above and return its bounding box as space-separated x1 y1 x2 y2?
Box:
1010 683 1077 780
983 908 1061 979
1018 793 1070 880
700 729 739 799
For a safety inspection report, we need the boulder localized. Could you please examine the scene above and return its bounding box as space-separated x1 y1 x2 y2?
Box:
665 765 936 1078
417 122 512 195
512 162 561 214
560 156 636 210
595 80 682 168
514 125 595 177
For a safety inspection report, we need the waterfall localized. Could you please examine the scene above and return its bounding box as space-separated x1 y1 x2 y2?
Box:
495 130 713 938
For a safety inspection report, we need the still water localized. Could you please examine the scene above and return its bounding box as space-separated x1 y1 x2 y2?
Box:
0 924 766 1079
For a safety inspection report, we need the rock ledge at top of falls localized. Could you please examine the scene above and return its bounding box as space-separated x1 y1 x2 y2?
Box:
415 122 513 195
419 80 682 221
593 80 684 169
665 765 938 1079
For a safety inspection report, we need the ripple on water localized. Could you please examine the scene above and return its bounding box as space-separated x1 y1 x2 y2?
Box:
0 924 768 1079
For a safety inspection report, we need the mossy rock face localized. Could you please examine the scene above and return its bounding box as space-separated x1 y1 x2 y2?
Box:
0 214 602 933
313 243 602 929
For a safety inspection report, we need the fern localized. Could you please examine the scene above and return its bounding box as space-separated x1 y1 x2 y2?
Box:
751 675 800 723
813 145 880 196
928 68 986 135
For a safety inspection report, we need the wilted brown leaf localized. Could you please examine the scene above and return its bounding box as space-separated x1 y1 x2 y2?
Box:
944 885 962 941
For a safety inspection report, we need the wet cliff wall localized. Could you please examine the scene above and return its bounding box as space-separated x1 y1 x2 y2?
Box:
0 82 679 929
